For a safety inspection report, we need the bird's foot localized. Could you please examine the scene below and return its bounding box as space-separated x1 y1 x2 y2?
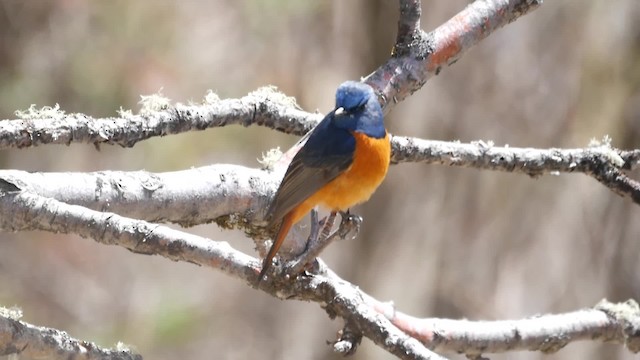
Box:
256 258 280 286
338 210 362 240
260 210 364 283
285 211 338 276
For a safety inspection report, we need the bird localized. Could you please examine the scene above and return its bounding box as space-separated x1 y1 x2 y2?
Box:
259 81 390 281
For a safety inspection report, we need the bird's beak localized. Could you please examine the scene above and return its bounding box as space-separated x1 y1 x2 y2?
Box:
334 107 345 116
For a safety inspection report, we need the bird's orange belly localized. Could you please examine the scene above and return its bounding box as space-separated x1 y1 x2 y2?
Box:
305 132 390 212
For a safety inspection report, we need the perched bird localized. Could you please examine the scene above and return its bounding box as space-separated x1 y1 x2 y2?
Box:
259 81 390 280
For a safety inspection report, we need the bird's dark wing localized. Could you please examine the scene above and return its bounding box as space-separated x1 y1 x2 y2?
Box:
268 115 355 224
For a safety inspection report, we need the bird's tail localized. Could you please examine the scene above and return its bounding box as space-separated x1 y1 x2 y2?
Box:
258 212 296 282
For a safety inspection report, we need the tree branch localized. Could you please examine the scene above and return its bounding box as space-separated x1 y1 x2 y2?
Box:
390 137 639 172
4 0 637 359
1 185 637 359
0 137 637 238
0 165 276 230
366 0 543 112
0 180 258 283
0 185 447 360
390 136 640 204
0 90 320 149
0 307 141 360
0 0 542 149
371 298 640 356
589 165 640 204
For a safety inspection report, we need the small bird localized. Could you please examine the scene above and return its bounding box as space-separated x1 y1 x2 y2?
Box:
259 81 390 280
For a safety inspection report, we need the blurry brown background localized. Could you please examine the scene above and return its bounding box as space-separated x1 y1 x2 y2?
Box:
1 0 640 359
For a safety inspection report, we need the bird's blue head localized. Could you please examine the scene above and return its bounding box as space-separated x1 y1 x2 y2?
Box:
332 81 385 139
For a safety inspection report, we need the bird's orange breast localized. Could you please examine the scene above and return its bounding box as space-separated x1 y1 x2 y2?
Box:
301 131 391 213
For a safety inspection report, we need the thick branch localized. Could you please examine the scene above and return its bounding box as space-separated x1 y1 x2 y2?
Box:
4 1 636 359
294 273 449 360
0 308 141 360
0 185 258 283
2 185 637 358
0 139 637 235
0 165 276 230
0 186 444 360
371 299 640 355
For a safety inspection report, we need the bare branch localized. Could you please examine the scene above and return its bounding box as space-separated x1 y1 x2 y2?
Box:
301 272 450 360
0 165 276 230
0 186 446 360
366 0 543 112
391 137 640 172
396 0 422 46
370 298 640 356
1 136 637 237
3 1 637 358
2 182 638 359
333 321 363 356
390 136 640 204
0 1 542 150
0 182 259 282
0 308 141 360
589 165 640 204
0 88 321 149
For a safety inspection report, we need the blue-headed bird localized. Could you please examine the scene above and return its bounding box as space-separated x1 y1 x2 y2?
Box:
259 81 390 280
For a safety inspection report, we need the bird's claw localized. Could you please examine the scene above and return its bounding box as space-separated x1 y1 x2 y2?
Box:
285 211 338 276
338 210 362 240
284 257 320 278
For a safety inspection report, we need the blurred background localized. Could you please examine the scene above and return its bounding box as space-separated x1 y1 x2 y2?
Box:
1 0 639 359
